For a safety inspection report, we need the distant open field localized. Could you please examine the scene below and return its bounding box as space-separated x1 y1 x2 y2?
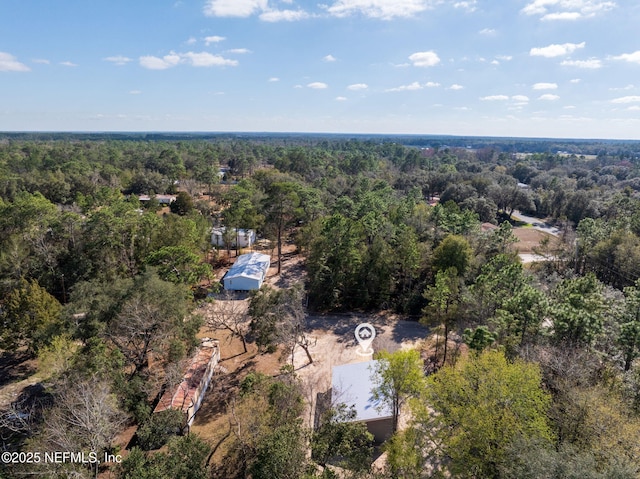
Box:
513 227 557 254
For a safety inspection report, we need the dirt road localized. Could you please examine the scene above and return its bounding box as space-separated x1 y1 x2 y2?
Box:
512 210 560 237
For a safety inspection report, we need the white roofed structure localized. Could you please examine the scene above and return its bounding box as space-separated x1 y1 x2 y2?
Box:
138 194 176 204
211 227 256 249
222 252 270 291
332 360 394 443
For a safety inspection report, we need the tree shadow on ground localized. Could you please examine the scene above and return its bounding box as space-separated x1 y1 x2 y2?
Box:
0 351 36 387
389 320 430 346
191 360 255 427
305 314 430 349
305 314 367 347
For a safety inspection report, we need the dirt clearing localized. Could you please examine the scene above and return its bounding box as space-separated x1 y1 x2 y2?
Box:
513 227 557 254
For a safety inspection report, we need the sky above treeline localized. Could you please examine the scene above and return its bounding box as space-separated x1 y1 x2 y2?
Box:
1 0 640 139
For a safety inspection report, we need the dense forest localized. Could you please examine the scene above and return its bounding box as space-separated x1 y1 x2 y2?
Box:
2 134 640 478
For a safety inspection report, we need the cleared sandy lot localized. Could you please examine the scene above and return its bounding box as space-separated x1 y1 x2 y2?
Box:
291 313 429 427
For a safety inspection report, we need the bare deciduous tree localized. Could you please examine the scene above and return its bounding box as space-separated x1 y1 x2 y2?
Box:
24 377 126 478
108 296 173 374
43 378 126 453
180 178 201 198
0 393 40 444
205 291 250 353
249 284 314 366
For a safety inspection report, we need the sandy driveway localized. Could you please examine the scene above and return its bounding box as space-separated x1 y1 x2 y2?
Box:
291 313 429 427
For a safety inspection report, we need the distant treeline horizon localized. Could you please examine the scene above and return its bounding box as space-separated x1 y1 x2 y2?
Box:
2 131 640 156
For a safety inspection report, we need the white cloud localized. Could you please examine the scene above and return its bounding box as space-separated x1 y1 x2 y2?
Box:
512 95 530 102
542 11 581 20
204 35 226 45
139 53 182 70
611 96 640 104
336 96 348 101
186 37 197 45
323 54 337 62
386 81 423 92
32 59 50 65
182 52 238 67
454 1 477 12
521 0 616 20
496 55 513 61
0 52 30 71
480 95 510 101
104 55 132 65
612 51 640 64
260 9 309 21
425 81 440 87
268 77 280 82
60 61 77 67
203 0 267 17
609 84 635 91
538 94 560 100
530 42 585 57
307 82 328 89
570 78 581 83
203 0 308 21
449 84 464 90
533 82 558 90
129 90 142 95
347 83 368 90
228 48 251 54
409 50 440 67
560 58 602 69
479 28 496 35
139 51 237 69
325 0 434 20
628 106 640 111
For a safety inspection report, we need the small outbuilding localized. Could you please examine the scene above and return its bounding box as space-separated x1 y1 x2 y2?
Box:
332 360 394 443
153 338 220 432
211 227 256 249
222 252 270 291
138 194 176 205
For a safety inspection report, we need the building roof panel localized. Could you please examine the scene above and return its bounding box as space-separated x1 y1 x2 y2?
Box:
332 360 393 422
154 339 219 414
225 252 270 281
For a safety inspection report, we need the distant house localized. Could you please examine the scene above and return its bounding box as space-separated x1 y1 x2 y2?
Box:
138 194 176 205
427 196 440 207
211 227 256 249
332 360 394 443
153 338 220 432
222 252 270 291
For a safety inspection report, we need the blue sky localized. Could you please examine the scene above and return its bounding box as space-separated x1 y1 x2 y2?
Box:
1 0 640 138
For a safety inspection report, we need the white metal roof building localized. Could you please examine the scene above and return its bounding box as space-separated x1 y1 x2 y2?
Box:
211 227 256 249
138 194 176 204
332 360 394 443
222 252 270 291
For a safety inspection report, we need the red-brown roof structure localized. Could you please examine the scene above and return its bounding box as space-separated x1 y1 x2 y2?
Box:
154 338 220 428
